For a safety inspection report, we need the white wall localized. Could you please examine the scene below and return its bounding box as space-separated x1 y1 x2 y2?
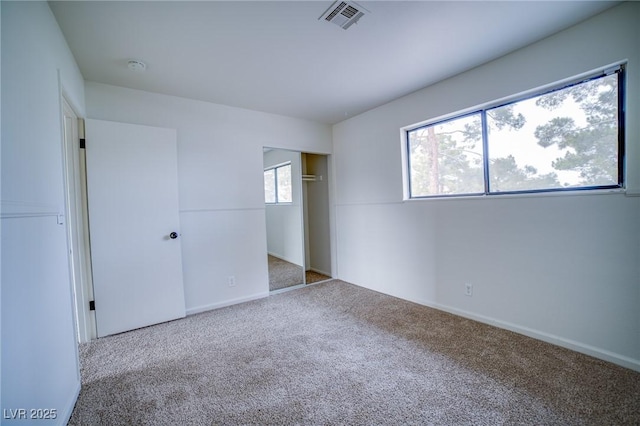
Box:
264 149 304 266
1 1 86 423
85 83 331 315
333 2 640 371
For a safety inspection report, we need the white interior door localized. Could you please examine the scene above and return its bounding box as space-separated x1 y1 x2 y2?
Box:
85 119 186 337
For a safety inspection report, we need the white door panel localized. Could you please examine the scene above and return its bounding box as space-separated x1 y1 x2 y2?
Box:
85 119 185 337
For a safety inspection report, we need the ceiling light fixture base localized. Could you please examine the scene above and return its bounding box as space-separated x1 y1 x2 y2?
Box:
127 60 147 72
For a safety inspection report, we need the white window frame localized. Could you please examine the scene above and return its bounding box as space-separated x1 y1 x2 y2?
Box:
402 64 626 200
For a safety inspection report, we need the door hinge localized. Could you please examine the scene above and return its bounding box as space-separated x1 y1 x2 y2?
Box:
79 138 86 149
89 300 95 311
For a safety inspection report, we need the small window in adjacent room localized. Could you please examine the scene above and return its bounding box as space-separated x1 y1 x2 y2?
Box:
264 168 276 203
406 65 625 198
276 163 292 203
264 163 292 203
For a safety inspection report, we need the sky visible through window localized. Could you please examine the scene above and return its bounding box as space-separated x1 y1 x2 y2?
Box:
489 95 587 186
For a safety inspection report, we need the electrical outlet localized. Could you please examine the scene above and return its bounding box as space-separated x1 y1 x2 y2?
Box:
228 276 236 287
465 283 473 297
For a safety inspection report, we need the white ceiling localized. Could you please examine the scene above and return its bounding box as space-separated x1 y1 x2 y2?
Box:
50 1 618 124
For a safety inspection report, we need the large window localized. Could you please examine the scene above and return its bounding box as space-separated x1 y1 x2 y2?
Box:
264 163 292 203
407 66 624 198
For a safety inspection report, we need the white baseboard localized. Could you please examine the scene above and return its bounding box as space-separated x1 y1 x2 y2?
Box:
413 298 640 373
186 292 269 316
59 380 81 426
267 252 300 266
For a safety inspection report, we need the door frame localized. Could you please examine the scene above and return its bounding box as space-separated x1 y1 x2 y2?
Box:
263 148 334 292
61 94 96 342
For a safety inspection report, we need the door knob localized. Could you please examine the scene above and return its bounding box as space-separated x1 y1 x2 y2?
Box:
169 232 178 239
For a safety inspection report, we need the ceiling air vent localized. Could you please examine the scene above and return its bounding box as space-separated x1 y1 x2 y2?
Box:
319 1 369 30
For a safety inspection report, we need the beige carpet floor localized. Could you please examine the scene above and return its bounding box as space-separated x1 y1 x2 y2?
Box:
305 269 331 284
69 280 639 425
268 255 304 291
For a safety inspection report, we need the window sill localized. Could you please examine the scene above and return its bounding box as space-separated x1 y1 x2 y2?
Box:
404 188 627 202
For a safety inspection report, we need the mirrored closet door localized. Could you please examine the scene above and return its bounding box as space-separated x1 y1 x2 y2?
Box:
263 149 332 292
264 148 305 291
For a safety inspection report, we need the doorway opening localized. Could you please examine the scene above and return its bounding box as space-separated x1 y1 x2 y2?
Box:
301 153 332 284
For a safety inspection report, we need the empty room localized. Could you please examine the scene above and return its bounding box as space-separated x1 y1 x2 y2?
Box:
1 1 639 424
